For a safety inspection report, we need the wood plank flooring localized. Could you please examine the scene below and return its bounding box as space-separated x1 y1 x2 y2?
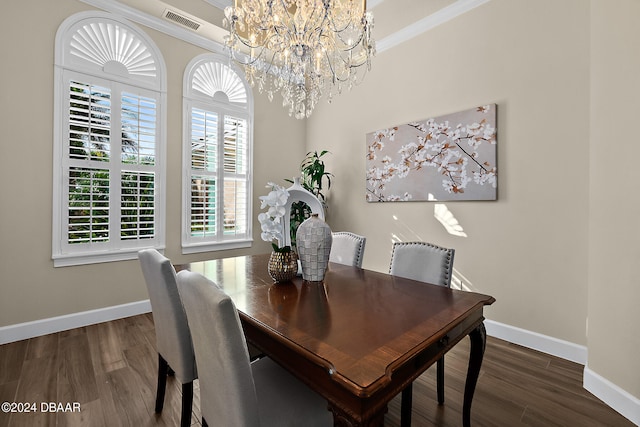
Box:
0 313 633 426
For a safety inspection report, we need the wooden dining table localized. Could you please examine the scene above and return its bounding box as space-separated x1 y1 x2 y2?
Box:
178 253 495 427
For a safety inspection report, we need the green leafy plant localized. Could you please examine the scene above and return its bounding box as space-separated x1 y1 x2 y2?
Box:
287 151 333 247
299 150 333 201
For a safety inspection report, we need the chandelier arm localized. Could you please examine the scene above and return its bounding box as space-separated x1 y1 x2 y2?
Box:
327 17 353 34
231 33 266 51
321 48 350 83
276 0 296 30
312 2 335 53
306 0 328 36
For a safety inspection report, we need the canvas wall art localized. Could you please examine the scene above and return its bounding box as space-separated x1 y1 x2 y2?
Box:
366 104 497 202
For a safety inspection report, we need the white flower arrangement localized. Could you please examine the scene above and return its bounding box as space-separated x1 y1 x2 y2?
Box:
257 182 291 252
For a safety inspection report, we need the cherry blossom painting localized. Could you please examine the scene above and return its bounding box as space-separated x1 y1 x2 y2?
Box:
366 104 497 202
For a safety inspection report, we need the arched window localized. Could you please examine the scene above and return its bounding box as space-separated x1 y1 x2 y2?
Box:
52 12 166 266
182 54 253 253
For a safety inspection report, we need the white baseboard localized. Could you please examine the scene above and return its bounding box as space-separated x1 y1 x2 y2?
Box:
484 319 588 364
485 319 639 426
584 366 640 426
0 300 151 345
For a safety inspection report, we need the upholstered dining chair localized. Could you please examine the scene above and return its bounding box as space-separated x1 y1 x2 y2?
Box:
329 232 366 268
177 270 333 427
389 241 455 425
138 249 196 427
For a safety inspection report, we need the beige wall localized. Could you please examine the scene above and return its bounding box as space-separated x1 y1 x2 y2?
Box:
0 0 305 326
589 0 640 399
309 0 590 343
307 0 638 404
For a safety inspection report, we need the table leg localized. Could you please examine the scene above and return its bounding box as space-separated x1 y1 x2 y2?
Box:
463 322 487 427
400 384 412 427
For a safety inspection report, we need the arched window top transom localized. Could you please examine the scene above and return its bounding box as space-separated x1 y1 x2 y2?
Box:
185 54 249 108
56 11 165 91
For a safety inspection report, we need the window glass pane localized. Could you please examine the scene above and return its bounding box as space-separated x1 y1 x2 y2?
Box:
223 116 247 174
69 81 111 161
191 108 218 172
190 177 217 237
68 167 110 244
121 171 155 240
223 178 247 235
121 92 157 165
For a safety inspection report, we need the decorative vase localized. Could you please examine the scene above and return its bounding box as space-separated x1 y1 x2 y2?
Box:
268 251 298 283
296 214 332 282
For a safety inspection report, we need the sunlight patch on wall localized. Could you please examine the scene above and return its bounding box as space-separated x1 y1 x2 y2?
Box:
390 214 425 245
434 203 468 237
451 268 478 292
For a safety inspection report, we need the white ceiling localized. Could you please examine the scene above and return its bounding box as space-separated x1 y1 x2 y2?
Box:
87 0 473 54
110 0 458 45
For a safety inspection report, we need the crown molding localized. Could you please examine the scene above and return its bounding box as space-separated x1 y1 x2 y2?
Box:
376 0 491 53
202 0 232 9
78 0 226 54
79 0 490 58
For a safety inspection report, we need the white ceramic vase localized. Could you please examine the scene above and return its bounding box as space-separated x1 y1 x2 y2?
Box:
296 214 332 282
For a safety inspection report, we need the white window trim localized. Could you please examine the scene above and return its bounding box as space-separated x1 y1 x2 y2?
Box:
53 12 167 267
182 54 253 254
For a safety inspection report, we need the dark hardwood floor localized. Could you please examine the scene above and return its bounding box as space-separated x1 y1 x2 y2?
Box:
0 313 633 426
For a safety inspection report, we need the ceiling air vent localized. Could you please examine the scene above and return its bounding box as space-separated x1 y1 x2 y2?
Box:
162 9 201 31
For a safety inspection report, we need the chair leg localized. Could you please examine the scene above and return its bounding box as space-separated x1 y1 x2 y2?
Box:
155 353 169 413
400 384 412 427
181 382 193 427
247 342 265 361
437 355 445 405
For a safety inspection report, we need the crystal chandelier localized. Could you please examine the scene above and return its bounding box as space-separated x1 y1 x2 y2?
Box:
223 0 375 119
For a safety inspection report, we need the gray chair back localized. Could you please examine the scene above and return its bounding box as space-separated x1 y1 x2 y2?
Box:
177 270 259 426
388 241 455 420
389 241 455 287
177 270 332 427
329 232 366 268
138 249 196 383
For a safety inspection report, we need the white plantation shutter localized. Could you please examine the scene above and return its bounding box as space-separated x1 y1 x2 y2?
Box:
120 92 158 242
67 167 110 244
190 177 217 237
190 108 218 238
53 13 166 266
182 54 253 253
222 116 248 237
121 92 157 166
121 170 156 240
59 73 162 257
66 81 111 245
68 81 111 162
